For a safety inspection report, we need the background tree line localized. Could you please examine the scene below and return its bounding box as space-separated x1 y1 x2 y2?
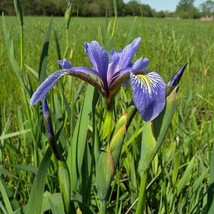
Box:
0 0 214 18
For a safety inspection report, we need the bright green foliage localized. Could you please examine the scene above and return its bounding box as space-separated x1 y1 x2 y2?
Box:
0 2 214 214
25 148 52 214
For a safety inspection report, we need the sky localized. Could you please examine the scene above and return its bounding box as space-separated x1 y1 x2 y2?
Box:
123 0 206 12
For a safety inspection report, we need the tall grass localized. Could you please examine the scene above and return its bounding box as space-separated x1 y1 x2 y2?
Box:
0 3 214 213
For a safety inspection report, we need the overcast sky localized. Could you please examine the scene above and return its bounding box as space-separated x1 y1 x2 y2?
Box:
123 0 206 12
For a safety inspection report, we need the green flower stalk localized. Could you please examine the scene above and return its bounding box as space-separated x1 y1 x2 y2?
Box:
96 105 137 213
136 63 188 214
14 0 24 70
30 35 187 213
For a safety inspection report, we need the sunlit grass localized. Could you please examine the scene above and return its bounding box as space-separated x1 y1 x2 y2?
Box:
0 14 214 213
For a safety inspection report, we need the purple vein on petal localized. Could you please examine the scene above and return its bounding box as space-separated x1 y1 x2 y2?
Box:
130 71 166 121
84 41 109 79
119 37 141 68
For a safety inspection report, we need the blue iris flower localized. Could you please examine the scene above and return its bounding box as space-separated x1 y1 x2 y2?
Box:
30 37 166 121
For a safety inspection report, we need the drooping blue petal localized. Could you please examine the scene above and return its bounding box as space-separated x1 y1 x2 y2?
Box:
58 59 102 79
69 66 102 79
132 58 149 72
30 70 67 105
58 59 72 69
119 37 141 68
130 71 166 121
84 41 109 79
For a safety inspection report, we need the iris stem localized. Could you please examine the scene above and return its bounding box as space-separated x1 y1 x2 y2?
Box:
20 25 23 70
100 200 107 214
136 169 148 214
102 109 113 141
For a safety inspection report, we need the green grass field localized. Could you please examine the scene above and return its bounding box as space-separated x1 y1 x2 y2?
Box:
1 17 214 118
0 14 214 213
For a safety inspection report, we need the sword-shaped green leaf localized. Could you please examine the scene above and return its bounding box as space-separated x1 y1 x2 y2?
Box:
67 84 94 195
38 18 52 84
25 148 52 214
207 144 214 214
176 157 195 195
58 161 71 213
13 0 23 27
153 87 178 148
0 177 20 213
2 15 23 84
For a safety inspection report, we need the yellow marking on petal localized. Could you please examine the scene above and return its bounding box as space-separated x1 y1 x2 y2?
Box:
137 74 152 94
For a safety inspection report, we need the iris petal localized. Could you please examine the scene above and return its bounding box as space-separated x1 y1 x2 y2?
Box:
30 70 67 105
107 52 120 83
58 59 72 69
58 59 102 79
69 66 102 79
119 37 141 68
132 58 149 72
84 41 109 79
167 63 188 88
130 71 166 121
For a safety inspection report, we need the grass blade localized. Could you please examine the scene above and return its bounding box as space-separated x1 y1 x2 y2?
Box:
0 129 30 141
2 14 23 84
67 84 94 195
25 148 52 214
0 176 20 213
176 157 195 195
38 18 52 84
207 144 214 214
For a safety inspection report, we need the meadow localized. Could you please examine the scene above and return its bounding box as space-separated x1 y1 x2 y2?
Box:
0 12 214 214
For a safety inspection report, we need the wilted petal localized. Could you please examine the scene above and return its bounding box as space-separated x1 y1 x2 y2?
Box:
130 71 166 121
132 58 149 72
58 59 72 69
84 41 109 79
119 37 141 68
30 70 67 105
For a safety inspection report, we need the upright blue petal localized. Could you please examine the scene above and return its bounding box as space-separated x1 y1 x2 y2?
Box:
130 71 166 121
84 41 109 80
30 70 67 105
132 58 149 72
107 51 120 83
58 59 72 69
119 37 141 68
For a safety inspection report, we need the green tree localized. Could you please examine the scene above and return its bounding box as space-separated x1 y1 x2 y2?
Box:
176 0 198 18
141 4 155 17
0 0 15 15
125 0 140 16
116 0 125 16
199 0 214 16
176 0 195 11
